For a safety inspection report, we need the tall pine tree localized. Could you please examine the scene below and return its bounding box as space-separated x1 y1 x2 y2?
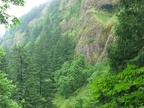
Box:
108 0 144 72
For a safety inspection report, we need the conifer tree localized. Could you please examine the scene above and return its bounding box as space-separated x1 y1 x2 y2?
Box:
7 45 29 107
108 0 144 72
0 48 21 108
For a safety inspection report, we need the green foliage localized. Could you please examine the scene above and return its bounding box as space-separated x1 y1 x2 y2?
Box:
88 60 110 83
0 48 21 108
7 45 30 106
55 55 96 98
0 0 24 26
4 0 76 107
69 0 82 18
48 0 62 23
3 0 144 108
91 65 144 107
0 72 21 108
0 47 5 60
7 44 53 107
108 0 144 72
88 1 144 107
86 36 94 44
70 61 110 108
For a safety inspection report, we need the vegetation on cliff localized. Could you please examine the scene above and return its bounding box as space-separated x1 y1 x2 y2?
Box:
0 0 143 107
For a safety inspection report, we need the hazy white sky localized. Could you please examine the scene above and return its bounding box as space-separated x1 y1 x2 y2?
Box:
0 0 51 36
8 0 50 17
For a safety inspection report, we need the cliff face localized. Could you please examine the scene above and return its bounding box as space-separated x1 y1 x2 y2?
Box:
59 0 117 63
1 0 118 63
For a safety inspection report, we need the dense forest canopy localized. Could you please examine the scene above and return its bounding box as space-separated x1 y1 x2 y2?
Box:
0 0 144 108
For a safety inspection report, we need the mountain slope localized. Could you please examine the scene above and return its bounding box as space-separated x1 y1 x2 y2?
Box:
0 0 119 107
2 0 117 63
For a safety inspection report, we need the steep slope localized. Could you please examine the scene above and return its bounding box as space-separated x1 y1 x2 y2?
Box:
1 3 47 50
2 0 117 63
0 0 119 107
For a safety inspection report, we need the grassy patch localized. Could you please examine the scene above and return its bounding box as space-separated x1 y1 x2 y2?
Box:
53 87 86 108
86 36 94 44
86 7 115 24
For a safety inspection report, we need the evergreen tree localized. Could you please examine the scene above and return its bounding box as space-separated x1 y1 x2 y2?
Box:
32 32 56 107
55 55 87 97
0 48 21 108
7 45 30 107
0 71 21 108
92 65 144 107
108 0 144 72
90 0 144 107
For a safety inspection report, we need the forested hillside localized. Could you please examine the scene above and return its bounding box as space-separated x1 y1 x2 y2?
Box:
0 0 144 108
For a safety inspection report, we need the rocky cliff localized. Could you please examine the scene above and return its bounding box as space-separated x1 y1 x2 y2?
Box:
1 0 118 63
